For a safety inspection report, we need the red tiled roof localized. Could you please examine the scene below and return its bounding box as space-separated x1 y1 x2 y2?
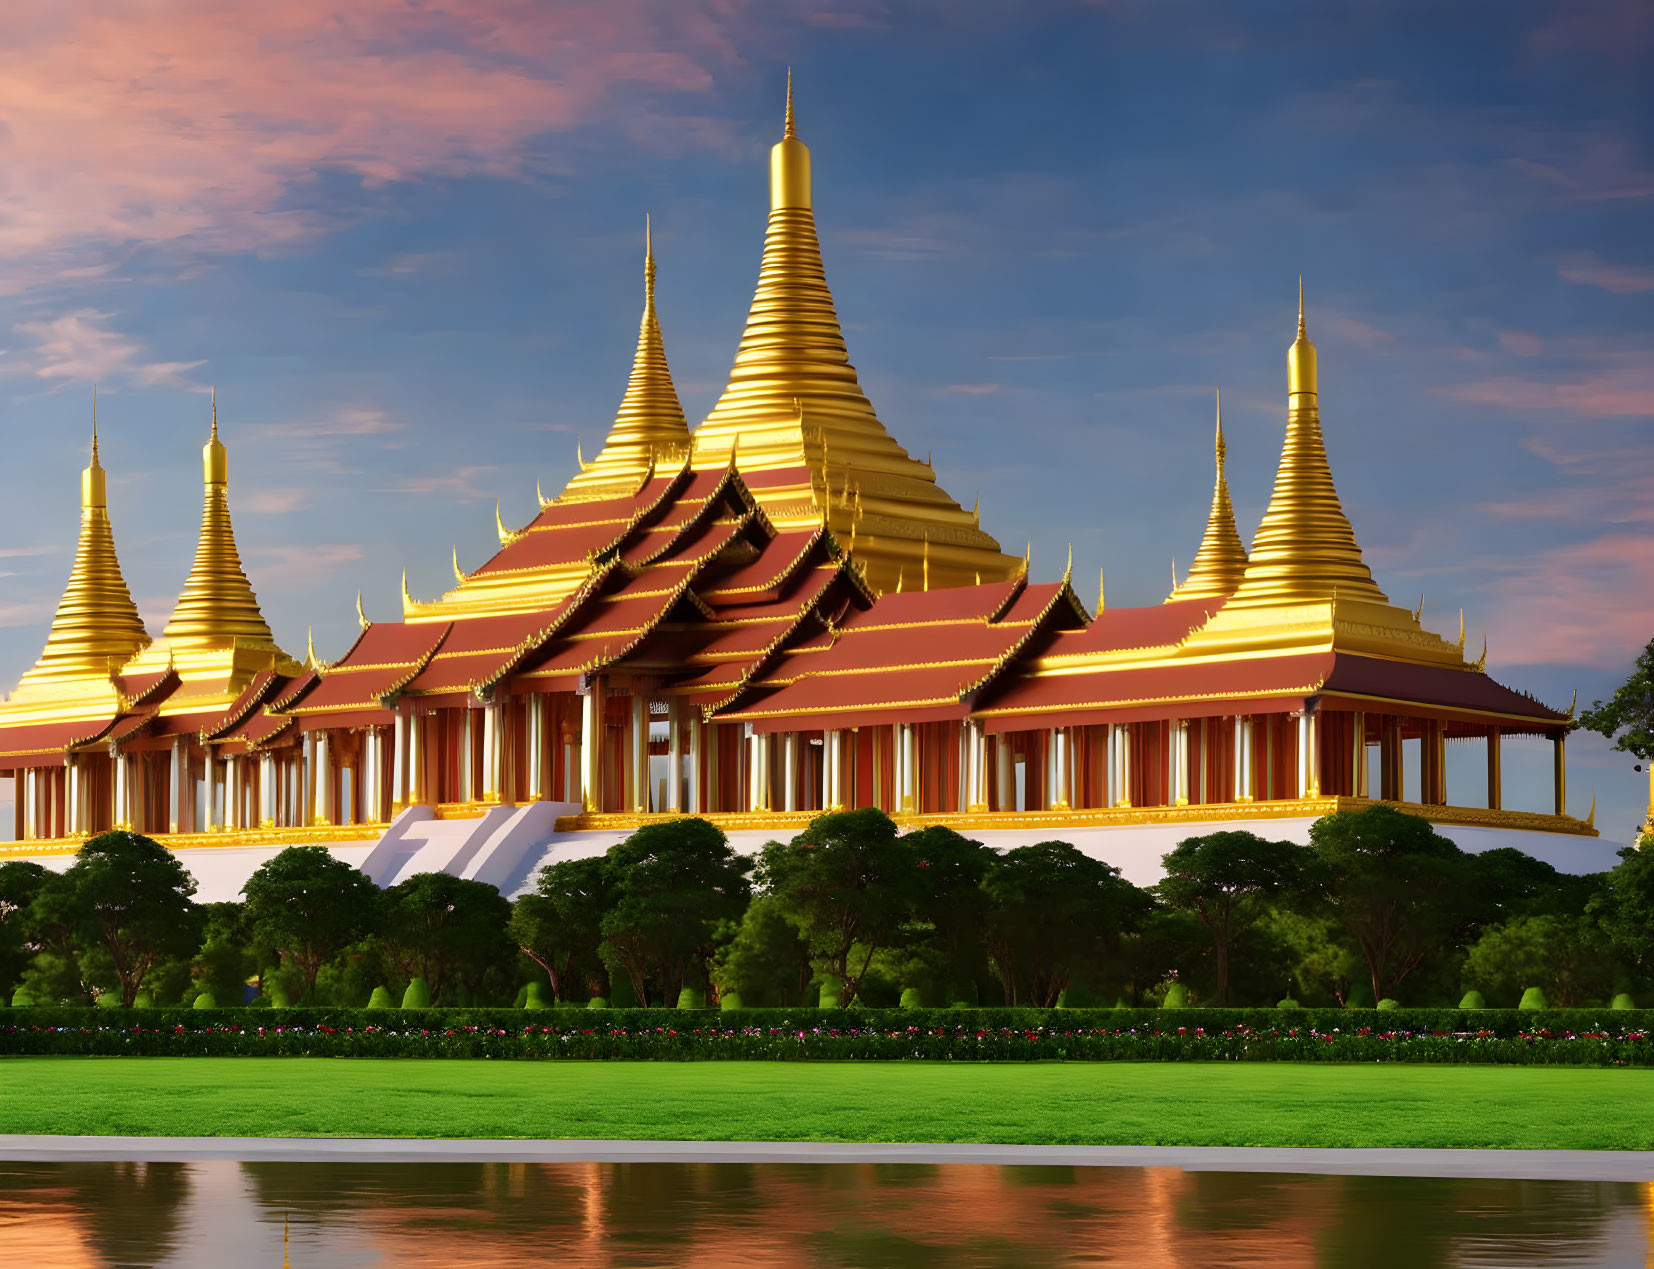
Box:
0 718 117 769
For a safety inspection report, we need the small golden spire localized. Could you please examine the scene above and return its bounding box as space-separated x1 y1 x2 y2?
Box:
17 391 149 686
1063 542 1073 582
1097 565 1106 613
560 214 691 497
452 546 465 584
1458 608 1466 650
922 536 930 591
161 392 272 650
784 66 796 140
895 566 904 593
305 627 317 669
401 567 414 613
1167 389 1249 602
356 590 369 631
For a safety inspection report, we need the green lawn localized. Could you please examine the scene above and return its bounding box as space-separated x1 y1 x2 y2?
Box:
3 1058 1652 1149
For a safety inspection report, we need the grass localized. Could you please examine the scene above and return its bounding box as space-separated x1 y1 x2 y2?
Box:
2 1058 1652 1149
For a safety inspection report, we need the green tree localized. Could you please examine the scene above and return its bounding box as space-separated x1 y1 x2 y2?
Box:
1468 847 1603 924
1462 914 1616 1008
0 860 50 994
1308 805 1478 1004
599 818 752 1007
1580 638 1654 760
757 808 922 1007
1157 830 1308 1005
901 826 993 1001
381 872 515 1005
33 831 202 1007
191 902 254 1006
511 855 615 1002
242 845 381 1002
982 840 1149 1006
1590 844 1654 977
711 895 816 1006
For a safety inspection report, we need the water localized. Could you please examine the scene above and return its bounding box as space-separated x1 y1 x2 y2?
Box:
0 1161 1647 1267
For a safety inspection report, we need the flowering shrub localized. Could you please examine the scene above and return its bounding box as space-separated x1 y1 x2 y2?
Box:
3 1006 1654 1064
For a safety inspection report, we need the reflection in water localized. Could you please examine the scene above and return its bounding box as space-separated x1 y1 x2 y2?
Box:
0 1160 1647 1267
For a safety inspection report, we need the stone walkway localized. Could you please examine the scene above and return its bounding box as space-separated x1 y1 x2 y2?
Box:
2 1136 1651 1180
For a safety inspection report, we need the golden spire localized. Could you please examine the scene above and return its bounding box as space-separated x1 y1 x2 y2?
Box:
688 73 1014 592
17 395 150 686
1168 389 1249 602
1225 284 1388 608
160 392 275 650
785 65 796 139
560 214 691 497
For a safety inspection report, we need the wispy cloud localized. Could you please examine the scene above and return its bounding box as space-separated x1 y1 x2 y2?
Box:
252 544 367 586
6 310 202 386
1557 251 1654 295
0 601 55 629
1484 531 1654 668
240 489 309 516
1434 351 1654 419
381 466 497 502
0 0 743 272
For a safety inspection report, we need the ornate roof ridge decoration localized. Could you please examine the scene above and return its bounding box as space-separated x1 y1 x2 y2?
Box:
200 668 283 741
557 214 694 500
61 716 122 756
699 523 824 600
12 403 152 694
160 390 278 653
470 554 649 697
958 578 1091 704
1168 389 1250 603
266 670 319 713
375 622 454 707
700 559 866 718
972 678 1330 720
495 501 526 548
118 663 181 713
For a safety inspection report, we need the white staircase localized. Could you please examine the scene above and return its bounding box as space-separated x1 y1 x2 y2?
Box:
356 802 582 892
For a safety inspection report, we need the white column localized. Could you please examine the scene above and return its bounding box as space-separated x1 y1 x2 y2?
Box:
580 680 602 812
526 699 544 801
313 731 332 824
747 726 768 811
260 752 276 826
1235 716 1255 802
392 711 409 810
21 770 35 841
823 729 841 810
202 752 220 831
995 736 1013 810
688 717 703 814
630 694 649 812
362 729 379 821
482 702 503 802
1048 728 1070 810
1171 719 1189 805
1295 710 1311 799
1112 725 1133 807
405 712 423 806
666 699 683 812
966 723 988 812
781 733 799 812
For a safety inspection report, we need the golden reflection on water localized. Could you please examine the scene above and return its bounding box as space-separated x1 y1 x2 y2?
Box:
0 1161 1649 1267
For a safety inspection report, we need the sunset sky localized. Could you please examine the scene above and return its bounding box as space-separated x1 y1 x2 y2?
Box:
0 0 1649 840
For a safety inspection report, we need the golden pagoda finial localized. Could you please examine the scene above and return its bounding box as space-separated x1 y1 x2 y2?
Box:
159 391 273 652
15 390 150 688
305 627 318 670
922 536 930 591
1414 594 1425 623
401 567 414 613
560 213 691 498
356 590 369 631
1168 388 1249 602
1097 565 1106 613
1224 282 1386 609
1062 542 1073 583
784 65 796 139
1458 608 1466 650
972 492 980 527
1297 275 1306 339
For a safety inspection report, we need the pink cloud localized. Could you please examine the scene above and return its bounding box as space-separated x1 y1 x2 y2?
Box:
1498 330 1543 357
1485 531 1654 668
0 1 746 267
1435 356 1654 418
1557 252 1654 295
8 309 203 385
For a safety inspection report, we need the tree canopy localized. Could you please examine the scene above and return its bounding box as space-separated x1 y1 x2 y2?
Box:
242 846 381 1002
1580 637 1654 761
1158 830 1309 1005
40 831 202 1007
382 872 515 1005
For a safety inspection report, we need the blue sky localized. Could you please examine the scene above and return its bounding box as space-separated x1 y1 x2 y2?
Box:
1 0 1650 840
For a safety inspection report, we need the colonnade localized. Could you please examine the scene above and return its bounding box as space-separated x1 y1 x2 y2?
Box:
3 694 1574 842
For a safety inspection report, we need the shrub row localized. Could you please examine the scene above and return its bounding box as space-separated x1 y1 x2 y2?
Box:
6 1005 1654 1063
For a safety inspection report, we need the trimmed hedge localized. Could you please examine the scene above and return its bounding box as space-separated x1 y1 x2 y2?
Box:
3 1005 1654 1064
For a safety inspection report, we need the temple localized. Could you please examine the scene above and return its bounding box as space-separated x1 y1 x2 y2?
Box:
0 81 1623 897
